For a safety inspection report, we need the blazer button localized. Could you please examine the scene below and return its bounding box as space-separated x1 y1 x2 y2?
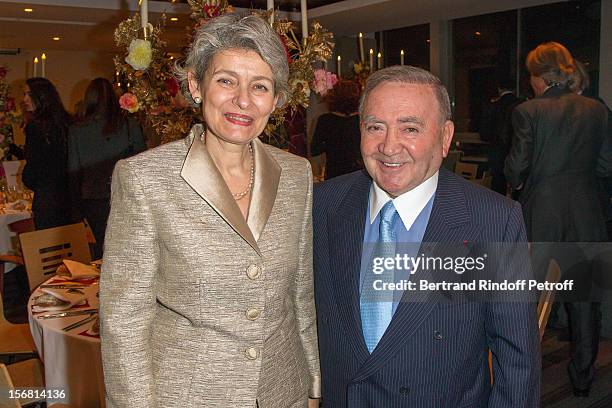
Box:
399 386 410 395
433 330 443 340
246 308 261 321
246 264 262 280
245 347 259 360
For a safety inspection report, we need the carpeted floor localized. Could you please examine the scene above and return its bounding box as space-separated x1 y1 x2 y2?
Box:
2 268 611 406
541 327 612 407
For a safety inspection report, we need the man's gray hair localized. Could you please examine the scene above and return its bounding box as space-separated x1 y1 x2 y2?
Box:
359 65 452 123
174 13 289 107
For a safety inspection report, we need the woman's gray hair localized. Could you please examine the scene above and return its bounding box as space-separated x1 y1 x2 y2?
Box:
174 13 289 107
359 65 452 123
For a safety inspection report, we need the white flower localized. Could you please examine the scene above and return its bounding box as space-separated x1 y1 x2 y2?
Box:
125 39 153 71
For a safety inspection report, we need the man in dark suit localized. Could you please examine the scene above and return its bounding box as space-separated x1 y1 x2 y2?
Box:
505 42 610 397
313 66 540 407
479 77 521 195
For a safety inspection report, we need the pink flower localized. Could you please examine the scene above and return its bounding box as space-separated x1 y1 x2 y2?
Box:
119 93 139 113
312 69 338 97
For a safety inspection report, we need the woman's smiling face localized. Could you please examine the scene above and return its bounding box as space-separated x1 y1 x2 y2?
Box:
189 48 278 145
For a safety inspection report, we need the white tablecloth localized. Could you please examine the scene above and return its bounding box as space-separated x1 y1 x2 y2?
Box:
28 277 105 407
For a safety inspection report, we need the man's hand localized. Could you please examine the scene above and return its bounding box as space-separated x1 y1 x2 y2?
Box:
308 398 320 408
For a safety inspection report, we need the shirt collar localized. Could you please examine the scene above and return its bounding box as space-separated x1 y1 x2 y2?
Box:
369 171 438 230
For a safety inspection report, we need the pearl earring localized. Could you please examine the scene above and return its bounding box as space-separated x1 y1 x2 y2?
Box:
194 96 202 104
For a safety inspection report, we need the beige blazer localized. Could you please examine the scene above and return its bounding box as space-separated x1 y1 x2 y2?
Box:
100 124 320 407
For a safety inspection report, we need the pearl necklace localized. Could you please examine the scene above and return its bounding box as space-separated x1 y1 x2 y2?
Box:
232 144 254 200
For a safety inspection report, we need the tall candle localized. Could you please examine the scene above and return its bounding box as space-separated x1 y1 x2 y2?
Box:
140 0 148 29
33 57 38 77
41 53 46 78
358 33 364 63
400 50 404 65
267 0 274 24
377 52 382 69
369 49 374 72
300 0 308 38
337 55 341 78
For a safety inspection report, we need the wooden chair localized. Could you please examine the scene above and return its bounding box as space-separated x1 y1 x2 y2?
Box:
0 290 37 358
0 363 21 408
454 162 478 180
0 218 35 296
1 359 45 407
537 259 561 340
442 150 463 172
19 223 92 292
489 258 563 383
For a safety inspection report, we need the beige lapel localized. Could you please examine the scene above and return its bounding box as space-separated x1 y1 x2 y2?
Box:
248 138 281 242
180 126 280 255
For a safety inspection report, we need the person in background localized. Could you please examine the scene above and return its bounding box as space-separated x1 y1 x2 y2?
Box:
67 77 146 259
505 42 610 397
22 77 71 230
100 14 320 407
479 77 521 196
311 80 362 179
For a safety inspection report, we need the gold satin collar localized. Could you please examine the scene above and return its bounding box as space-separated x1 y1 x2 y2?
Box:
180 125 281 255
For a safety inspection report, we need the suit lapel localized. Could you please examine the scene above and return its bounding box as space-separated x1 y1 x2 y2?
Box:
328 171 371 363
180 125 261 255
354 170 480 380
247 138 281 243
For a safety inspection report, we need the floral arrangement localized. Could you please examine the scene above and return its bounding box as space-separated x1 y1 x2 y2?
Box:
350 62 373 90
114 13 198 144
113 0 335 144
0 66 21 160
261 14 335 135
312 68 338 97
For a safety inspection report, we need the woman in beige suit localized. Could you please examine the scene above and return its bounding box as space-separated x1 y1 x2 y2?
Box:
100 14 320 407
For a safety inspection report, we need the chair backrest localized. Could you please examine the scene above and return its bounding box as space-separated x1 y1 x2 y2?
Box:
0 363 21 408
2 160 26 189
537 259 561 340
473 174 493 189
442 150 462 172
19 223 92 291
454 162 478 180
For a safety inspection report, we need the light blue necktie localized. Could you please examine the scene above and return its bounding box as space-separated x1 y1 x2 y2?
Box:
361 200 398 353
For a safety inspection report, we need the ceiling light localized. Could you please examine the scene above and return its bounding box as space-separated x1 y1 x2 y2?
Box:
52 37 60 41
170 17 178 22
475 31 481 36
24 8 33 12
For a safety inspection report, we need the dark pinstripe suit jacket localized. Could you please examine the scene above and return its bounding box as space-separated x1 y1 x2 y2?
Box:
313 168 541 407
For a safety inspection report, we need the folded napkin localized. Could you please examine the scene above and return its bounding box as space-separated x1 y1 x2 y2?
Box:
32 288 87 312
56 259 100 280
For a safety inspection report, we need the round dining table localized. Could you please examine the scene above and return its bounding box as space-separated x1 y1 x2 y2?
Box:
27 275 105 407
